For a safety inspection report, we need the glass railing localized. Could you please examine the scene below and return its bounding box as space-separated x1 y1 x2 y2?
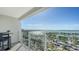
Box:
22 30 79 51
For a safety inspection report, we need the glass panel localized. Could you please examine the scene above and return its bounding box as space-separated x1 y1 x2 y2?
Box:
46 32 79 51
22 30 79 51
22 30 29 46
29 32 45 51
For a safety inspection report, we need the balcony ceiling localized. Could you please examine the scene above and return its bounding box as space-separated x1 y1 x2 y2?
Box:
0 7 33 18
0 7 47 20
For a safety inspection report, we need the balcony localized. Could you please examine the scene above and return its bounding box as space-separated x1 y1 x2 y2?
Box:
0 7 46 51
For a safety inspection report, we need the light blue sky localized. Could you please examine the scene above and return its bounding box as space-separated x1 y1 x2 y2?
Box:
21 7 79 30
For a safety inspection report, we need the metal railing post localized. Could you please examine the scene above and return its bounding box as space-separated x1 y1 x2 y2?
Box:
28 32 31 50
44 32 47 51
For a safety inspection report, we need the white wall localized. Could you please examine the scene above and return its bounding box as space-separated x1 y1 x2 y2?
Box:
0 15 22 44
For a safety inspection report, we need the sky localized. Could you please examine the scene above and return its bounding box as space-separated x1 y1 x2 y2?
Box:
21 7 79 30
